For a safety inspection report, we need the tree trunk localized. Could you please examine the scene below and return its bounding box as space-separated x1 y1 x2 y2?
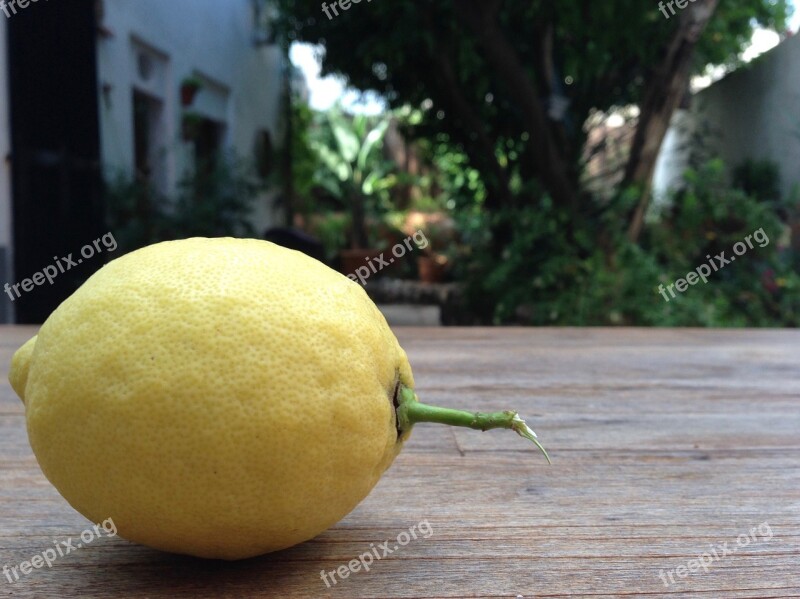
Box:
457 0 579 211
421 5 512 212
350 192 368 249
624 0 719 241
429 51 512 211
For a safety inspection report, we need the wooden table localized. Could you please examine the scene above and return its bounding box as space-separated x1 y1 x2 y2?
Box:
1 326 798 598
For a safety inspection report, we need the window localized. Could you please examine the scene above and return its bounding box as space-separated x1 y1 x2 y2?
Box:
133 90 166 191
130 39 169 193
193 117 225 176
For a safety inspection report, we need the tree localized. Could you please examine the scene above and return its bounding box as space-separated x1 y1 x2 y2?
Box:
273 0 788 233
310 108 396 248
623 0 719 241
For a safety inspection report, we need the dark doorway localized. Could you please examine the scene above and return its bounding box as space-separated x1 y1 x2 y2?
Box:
7 0 104 323
193 117 224 176
133 89 166 190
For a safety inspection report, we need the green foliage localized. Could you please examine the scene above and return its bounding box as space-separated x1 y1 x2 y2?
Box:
309 212 350 262
309 108 397 206
455 195 662 325
274 1 789 118
459 161 800 326
105 155 263 253
286 99 319 211
272 0 789 201
180 75 204 90
306 107 398 247
169 156 262 238
426 136 487 210
732 158 781 203
698 1 791 69
272 1 796 325
647 160 799 326
104 174 173 254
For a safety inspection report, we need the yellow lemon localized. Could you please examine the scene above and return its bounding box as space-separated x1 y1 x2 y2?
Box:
10 237 547 560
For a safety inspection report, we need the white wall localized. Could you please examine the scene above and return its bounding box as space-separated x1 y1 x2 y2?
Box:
655 34 800 199
0 19 14 323
97 0 286 232
653 110 693 205
694 34 800 198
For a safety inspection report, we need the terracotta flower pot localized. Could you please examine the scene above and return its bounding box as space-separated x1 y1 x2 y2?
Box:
417 254 448 283
180 84 200 107
339 248 383 280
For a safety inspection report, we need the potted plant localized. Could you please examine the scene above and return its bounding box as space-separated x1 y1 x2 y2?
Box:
305 211 350 265
180 76 204 107
309 109 397 276
417 252 448 283
413 218 453 283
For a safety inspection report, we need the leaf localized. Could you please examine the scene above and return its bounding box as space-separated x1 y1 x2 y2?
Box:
310 140 352 182
328 111 360 164
357 119 390 172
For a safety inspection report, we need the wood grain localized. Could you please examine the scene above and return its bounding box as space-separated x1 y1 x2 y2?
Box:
0 326 798 598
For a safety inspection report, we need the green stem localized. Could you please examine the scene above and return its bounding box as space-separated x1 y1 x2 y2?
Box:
395 386 551 464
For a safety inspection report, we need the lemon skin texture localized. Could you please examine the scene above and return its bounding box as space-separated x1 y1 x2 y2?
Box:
10 237 414 560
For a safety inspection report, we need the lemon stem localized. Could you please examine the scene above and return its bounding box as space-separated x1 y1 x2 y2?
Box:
395 386 551 464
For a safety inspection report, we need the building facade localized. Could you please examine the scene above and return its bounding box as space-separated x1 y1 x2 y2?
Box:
1 0 288 323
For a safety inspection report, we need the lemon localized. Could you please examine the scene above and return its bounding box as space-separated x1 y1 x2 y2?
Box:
9 237 547 560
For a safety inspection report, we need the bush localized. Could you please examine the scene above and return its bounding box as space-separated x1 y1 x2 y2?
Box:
456 160 800 326
647 160 799 326
105 155 263 253
168 156 261 238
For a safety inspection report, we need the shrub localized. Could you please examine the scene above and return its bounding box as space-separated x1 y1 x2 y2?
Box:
456 160 800 326
105 155 263 253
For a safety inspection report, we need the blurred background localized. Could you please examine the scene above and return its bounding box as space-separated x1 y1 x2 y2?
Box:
1 0 799 326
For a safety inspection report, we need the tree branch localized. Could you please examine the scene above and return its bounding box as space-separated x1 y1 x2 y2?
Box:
429 52 512 210
420 6 511 210
624 0 719 241
456 0 579 210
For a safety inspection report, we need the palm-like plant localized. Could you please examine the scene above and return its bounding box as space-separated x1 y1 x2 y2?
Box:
310 108 396 248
